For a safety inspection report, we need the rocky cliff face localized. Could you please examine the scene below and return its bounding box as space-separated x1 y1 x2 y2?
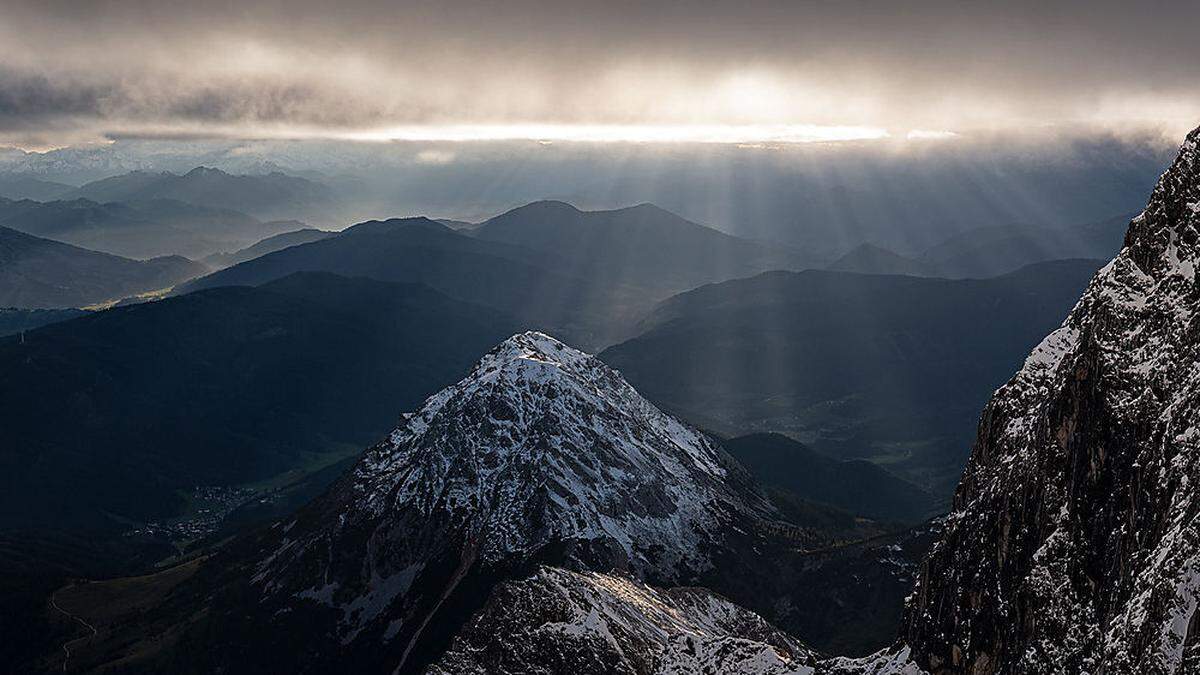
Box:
901 128 1200 673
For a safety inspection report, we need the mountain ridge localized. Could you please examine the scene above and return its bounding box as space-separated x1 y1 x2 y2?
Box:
896 126 1200 673
472 199 817 293
0 194 306 259
601 259 1105 494
0 225 204 308
67 166 335 221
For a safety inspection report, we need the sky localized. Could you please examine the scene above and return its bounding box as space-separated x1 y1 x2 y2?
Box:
1 0 1198 150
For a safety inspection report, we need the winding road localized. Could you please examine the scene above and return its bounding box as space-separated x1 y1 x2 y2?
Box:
49 584 97 673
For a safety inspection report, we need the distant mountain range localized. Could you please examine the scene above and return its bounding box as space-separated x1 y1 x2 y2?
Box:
917 212 1134 278
0 173 75 201
0 133 1170 256
183 202 817 349
826 213 1135 279
0 195 308 260
0 158 1145 279
471 200 817 293
66 166 337 222
0 226 204 308
601 258 1105 493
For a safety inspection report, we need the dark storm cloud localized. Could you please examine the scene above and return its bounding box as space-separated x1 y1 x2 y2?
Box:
1 0 1198 146
0 68 108 123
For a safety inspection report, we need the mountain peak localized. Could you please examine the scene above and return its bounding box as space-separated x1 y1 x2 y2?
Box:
341 215 448 236
182 165 229 178
1123 123 1200 263
1183 124 1200 156
616 201 672 215
504 199 582 217
232 332 779 667
469 330 592 380
369 331 734 519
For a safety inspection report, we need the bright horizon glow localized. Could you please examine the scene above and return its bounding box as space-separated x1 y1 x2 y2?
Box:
907 129 959 140
341 123 893 144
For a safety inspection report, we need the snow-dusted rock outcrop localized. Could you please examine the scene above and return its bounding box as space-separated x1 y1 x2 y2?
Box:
898 127 1200 673
430 565 820 675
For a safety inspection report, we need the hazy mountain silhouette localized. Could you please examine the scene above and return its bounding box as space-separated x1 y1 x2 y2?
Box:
0 174 75 201
601 259 1105 494
202 228 334 269
434 218 478 231
0 226 204 308
68 167 336 221
826 243 937 277
917 212 1135 278
180 217 634 347
472 200 818 292
0 196 306 259
185 202 817 349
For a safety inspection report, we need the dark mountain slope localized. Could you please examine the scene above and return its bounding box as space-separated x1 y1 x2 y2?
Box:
601 259 1103 493
723 433 936 523
0 226 204 308
0 307 86 336
0 273 519 534
202 227 334 269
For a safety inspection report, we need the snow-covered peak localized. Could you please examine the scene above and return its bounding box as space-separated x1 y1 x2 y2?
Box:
388 330 657 443
248 332 771 658
350 331 742 570
372 330 729 484
479 330 593 372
